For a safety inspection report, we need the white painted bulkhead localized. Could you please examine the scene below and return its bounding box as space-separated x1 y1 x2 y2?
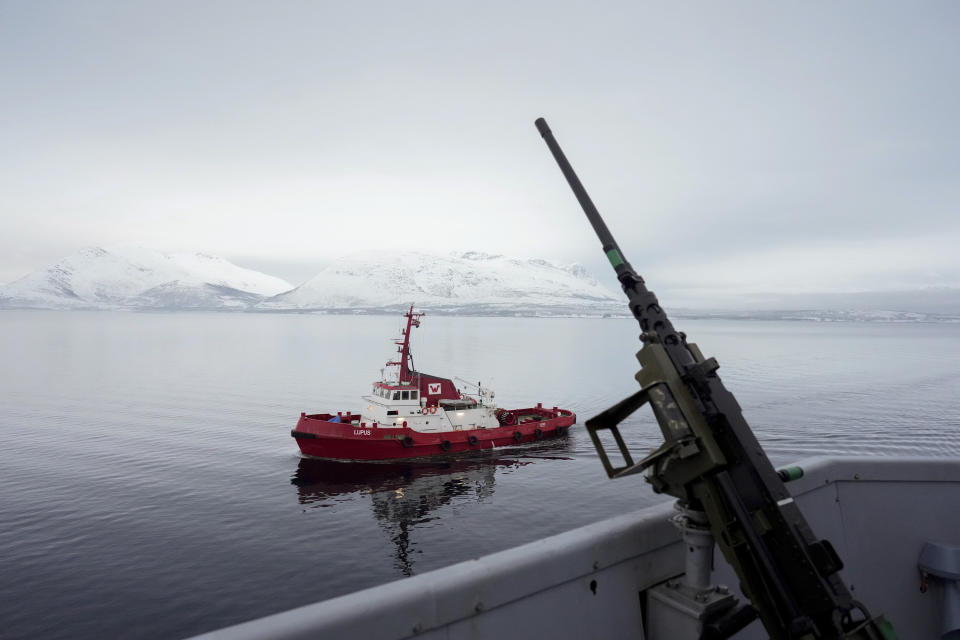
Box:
360 383 500 433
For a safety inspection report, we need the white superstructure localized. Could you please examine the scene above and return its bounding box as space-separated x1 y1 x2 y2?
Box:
360 381 500 434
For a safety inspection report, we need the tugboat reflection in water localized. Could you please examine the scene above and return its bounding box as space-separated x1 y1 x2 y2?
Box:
292 456 557 576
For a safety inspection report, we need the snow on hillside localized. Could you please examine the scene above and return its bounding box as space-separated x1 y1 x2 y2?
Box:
0 246 293 309
259 251 622 314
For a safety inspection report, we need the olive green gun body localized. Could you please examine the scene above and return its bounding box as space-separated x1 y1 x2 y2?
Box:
535 118 895 640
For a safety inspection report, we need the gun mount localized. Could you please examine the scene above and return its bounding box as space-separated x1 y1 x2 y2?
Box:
535 118 896 640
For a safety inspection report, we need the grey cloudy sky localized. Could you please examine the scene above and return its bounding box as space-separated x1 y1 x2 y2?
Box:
2 1 958 298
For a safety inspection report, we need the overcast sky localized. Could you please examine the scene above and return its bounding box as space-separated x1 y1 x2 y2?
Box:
2 1 958 298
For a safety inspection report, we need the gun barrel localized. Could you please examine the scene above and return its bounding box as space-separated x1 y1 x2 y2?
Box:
535 117 895 638
535 118 629 271
536 117 688 361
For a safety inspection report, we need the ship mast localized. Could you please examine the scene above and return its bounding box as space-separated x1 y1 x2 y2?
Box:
386 304 423 383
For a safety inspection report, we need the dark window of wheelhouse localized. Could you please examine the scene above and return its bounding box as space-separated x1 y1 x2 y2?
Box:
401 391 410 400
392 391 400 400
410 390 418 400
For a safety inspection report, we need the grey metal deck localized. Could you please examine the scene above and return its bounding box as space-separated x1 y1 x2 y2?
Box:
193 457 960 639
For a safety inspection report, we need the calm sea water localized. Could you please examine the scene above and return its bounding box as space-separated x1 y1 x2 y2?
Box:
1 311 959 639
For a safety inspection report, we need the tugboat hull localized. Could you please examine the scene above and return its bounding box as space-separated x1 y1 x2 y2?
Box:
292 409 576 461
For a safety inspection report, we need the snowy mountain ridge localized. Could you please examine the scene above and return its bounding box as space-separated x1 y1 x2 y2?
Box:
5 247 958 320
0 246 293 309
0 247 622 315
258 250 622 314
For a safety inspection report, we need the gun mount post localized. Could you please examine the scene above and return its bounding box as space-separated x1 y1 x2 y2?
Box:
646 504 753 638
673 506 714 592
535 117 897 640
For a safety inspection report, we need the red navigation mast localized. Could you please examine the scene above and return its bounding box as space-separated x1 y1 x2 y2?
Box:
386 304 423 383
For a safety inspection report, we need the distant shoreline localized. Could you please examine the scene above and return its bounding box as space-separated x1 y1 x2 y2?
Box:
2 306 959 323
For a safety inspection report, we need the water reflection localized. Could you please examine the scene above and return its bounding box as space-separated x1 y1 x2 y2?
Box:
292 456 534 575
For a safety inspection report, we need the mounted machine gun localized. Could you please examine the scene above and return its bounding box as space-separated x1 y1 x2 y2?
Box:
535 118 896 640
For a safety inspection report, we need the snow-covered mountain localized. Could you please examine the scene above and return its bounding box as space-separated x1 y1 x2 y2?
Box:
0 248 621 314
0 246 293 309
258 251 622 315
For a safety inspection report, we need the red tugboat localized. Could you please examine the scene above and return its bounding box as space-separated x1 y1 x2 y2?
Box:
291 305 576 460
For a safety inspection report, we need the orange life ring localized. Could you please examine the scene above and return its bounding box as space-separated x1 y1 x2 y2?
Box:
430 406 438 414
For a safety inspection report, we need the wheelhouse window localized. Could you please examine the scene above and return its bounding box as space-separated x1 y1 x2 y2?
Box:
410 390 418 400
392 391 400 400
401 391 410 400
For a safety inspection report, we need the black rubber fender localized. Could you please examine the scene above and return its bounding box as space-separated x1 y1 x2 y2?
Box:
513 431 523 443
401 436 415 448
468 435 479 446
534 428 543 440
440 440 452 451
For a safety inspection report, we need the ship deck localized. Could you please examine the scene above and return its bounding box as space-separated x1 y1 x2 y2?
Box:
193 456 960 640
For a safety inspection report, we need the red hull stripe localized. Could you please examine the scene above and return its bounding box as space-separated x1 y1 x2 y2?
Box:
291 412 576 461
